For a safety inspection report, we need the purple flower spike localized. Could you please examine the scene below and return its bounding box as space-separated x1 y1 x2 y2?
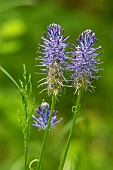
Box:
32 101 62 130
69 29 102 92
36 23 70 97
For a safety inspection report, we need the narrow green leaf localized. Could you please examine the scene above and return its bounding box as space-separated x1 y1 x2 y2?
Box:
0 65 21 91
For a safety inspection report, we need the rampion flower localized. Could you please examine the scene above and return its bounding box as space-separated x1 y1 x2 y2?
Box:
36 23 70 97
69 29 102 92
32 101 62 130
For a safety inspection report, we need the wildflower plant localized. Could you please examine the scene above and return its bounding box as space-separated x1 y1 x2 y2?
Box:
0 24 103 170
0 65 34 170
58 29 102 170
35 23 70 170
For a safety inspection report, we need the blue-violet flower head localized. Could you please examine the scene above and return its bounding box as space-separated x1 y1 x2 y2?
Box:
69 29 102 92
36 23 70 97
32 101 62 130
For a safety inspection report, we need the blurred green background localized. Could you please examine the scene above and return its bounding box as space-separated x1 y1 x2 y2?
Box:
0 0 113 170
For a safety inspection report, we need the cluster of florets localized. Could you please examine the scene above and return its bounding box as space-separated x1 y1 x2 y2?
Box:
69 29 102 91
32 101 62 130
33 23 102 130
36 23 102 94
36 23 70 97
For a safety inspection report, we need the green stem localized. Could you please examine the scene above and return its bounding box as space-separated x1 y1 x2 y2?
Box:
25 145 28 170
0 66 30 170
58 90 82 170
37 95 56 170
24 121 30 170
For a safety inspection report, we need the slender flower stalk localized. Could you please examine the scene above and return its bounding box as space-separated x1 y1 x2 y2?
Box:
36 96 57 170
58 90 82 170
32 98 62 170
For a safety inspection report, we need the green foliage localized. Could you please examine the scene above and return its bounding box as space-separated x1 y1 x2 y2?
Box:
18 64 33 145
0 1 113 170
0 65 35 170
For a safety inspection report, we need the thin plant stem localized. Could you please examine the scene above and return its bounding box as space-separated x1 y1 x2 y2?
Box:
0 66 31 170
24 122 30 170
37 95 56 170
58 90 82 170
25 145 28 170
